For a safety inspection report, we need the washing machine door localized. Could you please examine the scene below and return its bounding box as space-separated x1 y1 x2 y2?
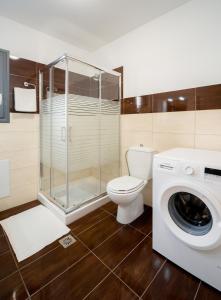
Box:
159 182 221 250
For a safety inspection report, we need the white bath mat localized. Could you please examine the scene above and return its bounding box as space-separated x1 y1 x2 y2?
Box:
0 205 70 262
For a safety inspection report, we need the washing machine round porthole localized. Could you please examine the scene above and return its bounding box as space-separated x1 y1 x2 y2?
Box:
168 192 213 236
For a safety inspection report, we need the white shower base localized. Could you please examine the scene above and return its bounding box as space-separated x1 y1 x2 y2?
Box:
52 176 106 210
38 176 109 225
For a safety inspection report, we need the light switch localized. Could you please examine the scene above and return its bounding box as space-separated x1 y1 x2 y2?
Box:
0 93 2 106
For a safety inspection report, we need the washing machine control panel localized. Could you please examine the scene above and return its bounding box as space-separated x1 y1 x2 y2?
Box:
156 159 201 179
156 157 221 182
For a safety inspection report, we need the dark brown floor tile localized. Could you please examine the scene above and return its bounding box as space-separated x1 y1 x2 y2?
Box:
101 201 118 215
0 251 17 280
0 234 9 255
0 200 40 221
78 215 122 250
142 261 199 300
86 273 138 299
93 226 144 269
130 205 152 235
69 208 108 235
0 272 29 300
31 253 109 300
195 282 221 300
115 237 165 296
21 236 89 295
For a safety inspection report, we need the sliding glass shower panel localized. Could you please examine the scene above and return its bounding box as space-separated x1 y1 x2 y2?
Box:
40 67 51 195
50 60 68 209
67 59 101 209
100 72 121 193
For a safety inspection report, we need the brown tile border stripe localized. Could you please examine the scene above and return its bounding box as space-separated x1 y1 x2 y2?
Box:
121 83 221 114
196 84 221 110
121 95 152 114
153 88 195 112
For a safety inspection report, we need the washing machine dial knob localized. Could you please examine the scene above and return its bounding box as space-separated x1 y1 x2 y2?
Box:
184 166 194 175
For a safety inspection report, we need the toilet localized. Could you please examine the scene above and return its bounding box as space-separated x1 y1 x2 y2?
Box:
107 146 154 224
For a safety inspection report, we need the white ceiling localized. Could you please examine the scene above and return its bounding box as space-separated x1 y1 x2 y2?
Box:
0 0 191 51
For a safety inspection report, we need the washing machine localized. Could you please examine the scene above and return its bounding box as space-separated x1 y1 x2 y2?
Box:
153 148 221 291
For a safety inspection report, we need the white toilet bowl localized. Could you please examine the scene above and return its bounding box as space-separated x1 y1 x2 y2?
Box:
107 146 154 224
107 176 146 224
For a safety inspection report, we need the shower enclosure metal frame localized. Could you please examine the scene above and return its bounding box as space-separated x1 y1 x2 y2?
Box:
39 54 121 214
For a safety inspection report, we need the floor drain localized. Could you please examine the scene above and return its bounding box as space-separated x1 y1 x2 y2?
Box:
59 234 76 248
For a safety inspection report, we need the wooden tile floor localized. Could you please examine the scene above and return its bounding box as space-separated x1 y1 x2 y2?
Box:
0 200 220 300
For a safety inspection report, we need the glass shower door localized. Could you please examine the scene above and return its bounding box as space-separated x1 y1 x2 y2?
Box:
67 59 101 210
100 71 121 193
50 60 68 209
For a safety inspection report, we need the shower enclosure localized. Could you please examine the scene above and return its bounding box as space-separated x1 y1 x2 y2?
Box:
39 55 121 214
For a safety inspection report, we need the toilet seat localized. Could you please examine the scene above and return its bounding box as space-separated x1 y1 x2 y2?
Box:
107 176 145 194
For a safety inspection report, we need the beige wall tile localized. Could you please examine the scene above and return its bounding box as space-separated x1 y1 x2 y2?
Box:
0 148 39 170
0 113 39 132
121 113 153 132
11 166 39 189
153 132 195 152
195 134 221 151
0 131 39 152
195 109 221 135
121 131 153 149
153 111 195 134
0 183 38 211
0 113 39 211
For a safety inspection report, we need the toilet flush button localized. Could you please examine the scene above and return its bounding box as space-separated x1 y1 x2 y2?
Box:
184 166 194 175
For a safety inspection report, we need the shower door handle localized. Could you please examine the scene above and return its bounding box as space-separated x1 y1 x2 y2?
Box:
61 126 66 142
68 126 72 143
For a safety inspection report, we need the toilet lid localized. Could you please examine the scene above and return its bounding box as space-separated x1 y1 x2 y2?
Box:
108 176 144 193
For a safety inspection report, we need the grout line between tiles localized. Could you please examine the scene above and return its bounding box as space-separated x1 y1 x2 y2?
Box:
140 259 167 298
111 270 140 299
100 207 117 217
73 213 111 236
0 269 18 283
30 251 91 298
18 244 60 271
127 223 150 236
18 270 32 300
3 230 31 299
112 234 148 273
79 231 148 299
193 281 201 300
74 235 112 272
82 271 112 300
84 225 126 252
84 244 141 299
